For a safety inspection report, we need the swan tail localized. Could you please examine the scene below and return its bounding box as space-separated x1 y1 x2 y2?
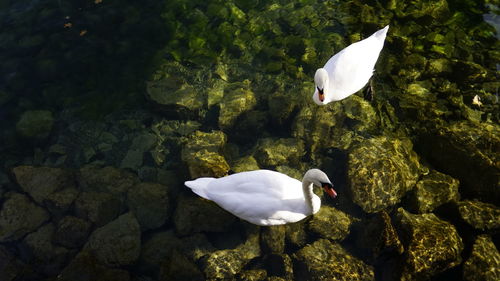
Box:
374 25 389 39
185 177 215 199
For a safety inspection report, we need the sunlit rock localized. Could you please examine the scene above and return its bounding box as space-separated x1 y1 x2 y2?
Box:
348 136 421 213
308 206 354 241
406 170 460 213
463 235 500 281
396 208 463 280
457 200 500 231
293 239 374 281
253 138 305 167
218 81 257 129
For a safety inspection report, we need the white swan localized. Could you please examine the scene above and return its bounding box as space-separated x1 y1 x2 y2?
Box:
313 25 389 105
184 169 336 226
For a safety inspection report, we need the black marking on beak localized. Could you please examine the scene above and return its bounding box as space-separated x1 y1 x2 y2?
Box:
322 182 337 198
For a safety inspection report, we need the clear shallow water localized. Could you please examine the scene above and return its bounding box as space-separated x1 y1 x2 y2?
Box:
0 1 499 281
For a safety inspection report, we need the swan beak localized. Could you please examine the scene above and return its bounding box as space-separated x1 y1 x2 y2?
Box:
322 183 337 198
318 88 325 102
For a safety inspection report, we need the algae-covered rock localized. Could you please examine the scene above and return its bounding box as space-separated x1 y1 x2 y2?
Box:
463 235 500 281
457 200 500 231
342 95 379 132
53 216 92 249
57 250 131 281
16 110 54 139
173 195 236 236
181 130 230 178
12 166 75 204
231 155 260 172
146 81 204 117
254 138 305 167
0 193 49 242
308 205 353 241
78 165 138 197
406 170 460 213
418 121 500 204
348 136 421 213
293 239 374 281
85 212 141 267
218 83 257 129
127 182 170 231
396 208 463 280
200 249 246 279
74 191 122 227
264 253 294 280
285 221 308 248
261 225 285 254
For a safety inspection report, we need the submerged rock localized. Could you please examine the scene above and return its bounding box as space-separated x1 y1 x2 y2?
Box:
406 170 460 213
231 155 260 172
293 239 374 281
261 225 285 254
53 216 92 249
253 138 305 167
74 191 122 227
127 182 170 231
348 136 421 213
16 110 54 140
181 130 230 178
308 205 353 241
159 249 204 281
238 269 267 281
173 195 236 236
57 250 131 281
84 212 141 267
78 165 138 197
0 245 32 281
457 200 500 231
12 166 75 204
218 83 257 129
264 253 294 280
356 211 403 261
0 193 49 242
463 235 500 281
396 208 463 280
418 121 500 204
146 81 204 118
22 223 71 275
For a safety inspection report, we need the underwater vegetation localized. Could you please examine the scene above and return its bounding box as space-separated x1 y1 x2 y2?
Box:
0 0 499 280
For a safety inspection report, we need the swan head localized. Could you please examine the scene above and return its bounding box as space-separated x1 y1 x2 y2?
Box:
304 168 337 198
313 68 329 105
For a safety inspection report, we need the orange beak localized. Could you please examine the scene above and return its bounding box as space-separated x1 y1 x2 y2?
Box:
322 183 337 198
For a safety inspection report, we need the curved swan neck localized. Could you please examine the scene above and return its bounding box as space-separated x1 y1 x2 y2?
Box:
302 180 318 215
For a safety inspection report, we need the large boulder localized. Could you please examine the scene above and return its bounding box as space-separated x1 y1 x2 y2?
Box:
463 235 500 281
0 193 49 242
348 136 421 213
127 182 170 231
84 212 141 267
396 208 463 280
293 239 374 281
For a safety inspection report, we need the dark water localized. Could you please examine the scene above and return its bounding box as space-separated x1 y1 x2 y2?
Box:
0 0 499 280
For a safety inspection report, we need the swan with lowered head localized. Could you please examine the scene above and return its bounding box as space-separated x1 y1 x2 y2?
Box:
184 169 336 226
313 25 389 105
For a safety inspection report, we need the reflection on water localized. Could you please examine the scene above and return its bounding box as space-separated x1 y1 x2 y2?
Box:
0 0 499 281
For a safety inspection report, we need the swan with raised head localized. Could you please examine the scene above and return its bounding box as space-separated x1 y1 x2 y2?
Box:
313 25 389 105
184 169 336 226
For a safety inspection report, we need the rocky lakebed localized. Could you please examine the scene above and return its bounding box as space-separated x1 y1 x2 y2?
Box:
0 0 499 281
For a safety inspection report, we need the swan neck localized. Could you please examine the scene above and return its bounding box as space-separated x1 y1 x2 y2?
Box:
302 181 317 215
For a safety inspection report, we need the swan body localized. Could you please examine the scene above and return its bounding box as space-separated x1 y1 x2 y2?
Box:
313 25 389 105
184 169 336 226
